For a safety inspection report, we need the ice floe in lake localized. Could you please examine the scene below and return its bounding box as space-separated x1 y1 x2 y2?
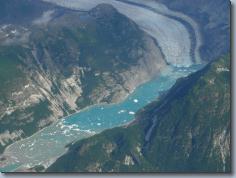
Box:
62 129 70 135
118 110 126 114
133 99 139 103
128 111 135 115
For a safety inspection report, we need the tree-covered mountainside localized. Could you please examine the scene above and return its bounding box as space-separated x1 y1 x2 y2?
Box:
0 1 165 153
47 55 230 173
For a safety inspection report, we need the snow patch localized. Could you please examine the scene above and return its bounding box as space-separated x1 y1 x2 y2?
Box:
33 10 55 25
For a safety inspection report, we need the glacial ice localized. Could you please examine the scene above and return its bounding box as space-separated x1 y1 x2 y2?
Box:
42 0 202 67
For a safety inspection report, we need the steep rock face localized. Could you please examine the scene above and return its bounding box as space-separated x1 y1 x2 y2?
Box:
0 1 165 153
47 55 230 173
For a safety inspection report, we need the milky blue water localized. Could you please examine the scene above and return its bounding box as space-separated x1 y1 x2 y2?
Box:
64 74 175 131
0 64 204 172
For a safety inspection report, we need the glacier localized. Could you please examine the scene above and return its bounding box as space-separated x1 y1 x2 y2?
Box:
42 0 202 67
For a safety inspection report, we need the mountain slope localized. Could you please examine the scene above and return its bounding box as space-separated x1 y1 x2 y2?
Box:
0 1 165 153
47 55 231 173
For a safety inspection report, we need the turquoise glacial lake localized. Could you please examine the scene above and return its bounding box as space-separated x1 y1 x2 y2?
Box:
0 64 203 172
